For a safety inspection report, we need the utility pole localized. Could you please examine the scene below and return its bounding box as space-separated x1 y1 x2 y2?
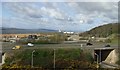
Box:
31 50 35 68
53 49 56 70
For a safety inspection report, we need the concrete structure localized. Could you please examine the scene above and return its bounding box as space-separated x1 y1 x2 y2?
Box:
105 49 118 64
94 47 119 68
0 52 5 66
94 48 113 62
2 53 5 65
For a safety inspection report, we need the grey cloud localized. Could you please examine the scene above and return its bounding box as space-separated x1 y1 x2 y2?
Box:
67 2 118 23
13 3 66 20
69 2 117 13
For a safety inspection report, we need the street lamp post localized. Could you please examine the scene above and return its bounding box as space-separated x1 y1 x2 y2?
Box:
31 50 35 68
53 49 56 69
95 53 99 68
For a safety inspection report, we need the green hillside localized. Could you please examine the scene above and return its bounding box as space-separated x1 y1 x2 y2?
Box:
80 23 119 37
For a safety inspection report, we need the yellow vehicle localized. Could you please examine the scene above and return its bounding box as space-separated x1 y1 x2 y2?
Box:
12 46 21 50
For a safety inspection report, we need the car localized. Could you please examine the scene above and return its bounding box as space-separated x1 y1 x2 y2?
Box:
105 44 110 47
86 43 93 46
12 46 21 50
27 43 34 47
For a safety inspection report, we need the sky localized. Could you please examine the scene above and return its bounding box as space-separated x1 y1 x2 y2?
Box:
1 1 119 32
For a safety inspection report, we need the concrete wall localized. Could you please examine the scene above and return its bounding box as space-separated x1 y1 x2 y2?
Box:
2 53 5 64
105 49 118 64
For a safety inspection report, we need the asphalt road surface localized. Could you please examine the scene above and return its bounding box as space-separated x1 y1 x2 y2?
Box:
1 42 118 53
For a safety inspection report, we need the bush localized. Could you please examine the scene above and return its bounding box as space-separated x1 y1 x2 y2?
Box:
17 33 66 44
3 49 95 68
105 39 111 43
55 59 96 69
56 49 82 60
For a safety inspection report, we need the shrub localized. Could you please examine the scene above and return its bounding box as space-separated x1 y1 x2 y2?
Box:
3 49 95 68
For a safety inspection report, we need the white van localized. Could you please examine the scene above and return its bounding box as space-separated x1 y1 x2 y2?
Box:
27 43 34 47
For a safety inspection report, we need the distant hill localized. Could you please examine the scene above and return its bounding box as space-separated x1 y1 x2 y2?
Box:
79 23 119 37
1 27 58 34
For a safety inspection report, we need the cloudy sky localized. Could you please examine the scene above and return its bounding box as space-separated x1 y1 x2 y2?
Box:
1 2 118 32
